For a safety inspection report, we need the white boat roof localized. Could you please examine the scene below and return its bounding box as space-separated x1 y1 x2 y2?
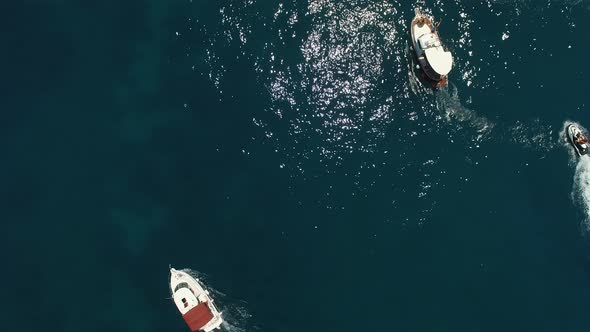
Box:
424 47 453 76
418 32 453 76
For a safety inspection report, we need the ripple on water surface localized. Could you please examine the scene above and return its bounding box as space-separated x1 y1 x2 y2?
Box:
177 0 583 222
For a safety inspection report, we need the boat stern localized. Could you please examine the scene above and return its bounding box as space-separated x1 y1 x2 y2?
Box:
202 312 224 332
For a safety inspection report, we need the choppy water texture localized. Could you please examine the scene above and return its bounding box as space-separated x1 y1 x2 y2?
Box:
180 0 586 215
4 1 590 332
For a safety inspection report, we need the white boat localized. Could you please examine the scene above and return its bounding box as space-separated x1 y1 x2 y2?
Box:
410 9 453 87
566 124 589 156
169 268 223 332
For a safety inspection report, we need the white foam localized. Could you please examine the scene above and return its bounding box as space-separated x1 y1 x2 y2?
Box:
564 121 590 230
573 156 590 231
435 84 495 138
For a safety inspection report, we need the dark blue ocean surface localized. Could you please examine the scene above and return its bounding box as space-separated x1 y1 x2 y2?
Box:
3 1 590 331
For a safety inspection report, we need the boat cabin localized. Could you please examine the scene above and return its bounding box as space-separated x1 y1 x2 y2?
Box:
418 33 442 49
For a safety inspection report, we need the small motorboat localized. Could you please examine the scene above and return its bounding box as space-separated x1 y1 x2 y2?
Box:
410 9 453 87
170 268 223 332
566 124 589 156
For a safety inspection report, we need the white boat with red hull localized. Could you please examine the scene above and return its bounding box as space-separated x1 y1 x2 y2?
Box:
410 9 453 88
170 268 223 332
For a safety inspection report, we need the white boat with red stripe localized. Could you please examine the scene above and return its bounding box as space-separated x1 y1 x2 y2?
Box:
170 268 223 332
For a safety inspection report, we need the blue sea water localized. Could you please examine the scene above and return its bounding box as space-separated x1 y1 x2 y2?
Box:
3 0 590 331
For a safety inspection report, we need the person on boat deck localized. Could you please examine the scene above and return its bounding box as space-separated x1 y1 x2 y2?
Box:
432 21 441 34
575 134 588 144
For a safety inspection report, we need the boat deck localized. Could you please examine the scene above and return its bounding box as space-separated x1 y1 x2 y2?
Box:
412 20 434 51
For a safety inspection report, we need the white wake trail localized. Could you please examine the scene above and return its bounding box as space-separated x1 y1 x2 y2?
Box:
564 121 590 231
435 84 495 139
573 155 590 231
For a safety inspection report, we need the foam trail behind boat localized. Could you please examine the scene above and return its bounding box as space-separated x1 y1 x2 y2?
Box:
435 84 495 139
564 121 590 231
504 119 558 153
211 288 255 332
218 304 256 332
573 155 590 231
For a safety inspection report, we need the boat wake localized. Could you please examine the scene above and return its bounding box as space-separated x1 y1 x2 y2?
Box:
218 304 257 332
177 0 582 226
435 84 495 140
180 269 256 332
563 121 590 231
572 155 590 232
505 119 558 153
434 86 560 155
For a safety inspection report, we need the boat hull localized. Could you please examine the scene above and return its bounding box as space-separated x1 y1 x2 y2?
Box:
170 268 223 332
566 124 589 156
410 11 449 87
